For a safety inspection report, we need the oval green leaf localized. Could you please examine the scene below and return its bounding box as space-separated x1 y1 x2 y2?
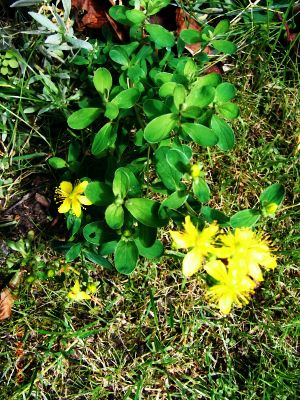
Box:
217 102 239 119
145 24 175 48
215 82 236 104
125 198 166 227
211 115 235 151
144 113 178 143
182 123 218 147
193 178 210 203
67 108 102 130
211 39 237 55
105 203 124 230
93 67 112 95
91 123 113 156
115 240 139 274
230 209 261 228
111 88 140 109
83 222 105 245
85 181 114 206
260 183 285 206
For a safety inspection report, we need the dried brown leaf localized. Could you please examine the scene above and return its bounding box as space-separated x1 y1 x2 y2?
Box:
0 288 15 321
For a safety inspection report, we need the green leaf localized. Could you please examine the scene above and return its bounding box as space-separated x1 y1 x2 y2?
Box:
109 46 130 66
125 9 146 24
67 213 81 237
144 113 177 143
201 206 230 226
8 59 18 69
105 203 124 230
146 0 171 15
85 181 114 206
155 147 183 191
181 123 218 147
215 83 236 103
109 5 130 24
230 209 261 228
28 11 59 32
173 84 186 110
138 223 157 248
67 142 81 163
91 123 113 156
105 102 119 120
67 108 102 129
111 88 140 109
158 82 177 98
125 198 166 227
113 168 130 198
93 67 112 95
213 20 230 36
166 149 189 174
180 29 201 44
183 58 197 78
260 183 285 207
99 241 118 256
65 243 81 262
82 249 113 270
153 72 173 85
48 157 67 169
143 99 169 119
193 73 222 88
135 239 164 259
211 115 235 151
211 40 237 55
145 24 175 48
185 85 215 108
217 102 239 119
160 190 188 211
193 178 210 203
83 222 105 245
115 240 139 274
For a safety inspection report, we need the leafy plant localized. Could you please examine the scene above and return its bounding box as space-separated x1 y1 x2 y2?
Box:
47 0 283 278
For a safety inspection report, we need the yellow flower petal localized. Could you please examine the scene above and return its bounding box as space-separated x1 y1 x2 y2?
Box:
58 198 71 214
170 231 195 249
59 181 73 195
219 293 234 315
182 248 203 277
248 262 264 282
183 216 199 239
204 260 228 281
72 199 82 218
78 195 92 206
73 180 89 195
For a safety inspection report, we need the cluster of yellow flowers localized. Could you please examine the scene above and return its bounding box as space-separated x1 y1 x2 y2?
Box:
170 216 277 315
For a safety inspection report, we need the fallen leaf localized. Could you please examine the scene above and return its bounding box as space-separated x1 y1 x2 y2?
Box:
71 0 126 40
0 288 15 321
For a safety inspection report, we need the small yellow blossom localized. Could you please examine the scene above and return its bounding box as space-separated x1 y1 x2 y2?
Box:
262 202 278 217
55 181 92 218
205 260 256 314
170 216 218 277
68 280 91 301
214 227 277 282
190 164 202 179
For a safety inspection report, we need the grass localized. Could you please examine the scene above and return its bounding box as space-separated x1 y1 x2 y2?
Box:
1 3 300 399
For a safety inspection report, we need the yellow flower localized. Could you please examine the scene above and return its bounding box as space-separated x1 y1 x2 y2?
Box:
190 164 202 179
215 228 277 282
262 202 278 217
170 216 218 277
67 280 91 301
205 260 256 314
55 181 92 218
